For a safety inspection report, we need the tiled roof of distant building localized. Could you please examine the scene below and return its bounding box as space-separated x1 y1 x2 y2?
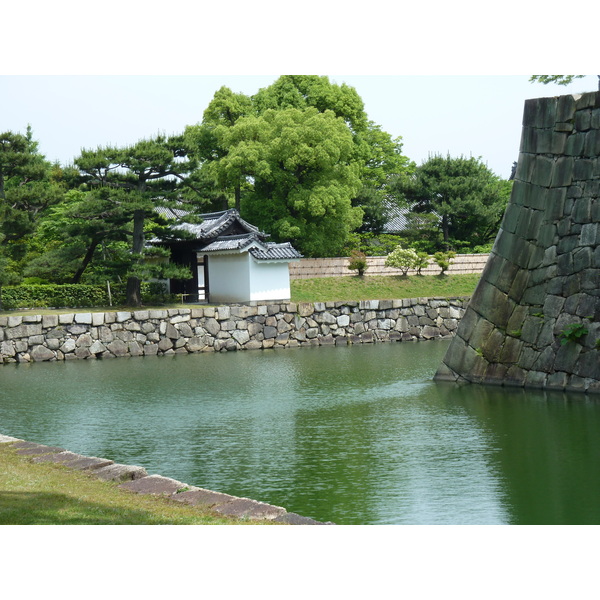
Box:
154 208 302 261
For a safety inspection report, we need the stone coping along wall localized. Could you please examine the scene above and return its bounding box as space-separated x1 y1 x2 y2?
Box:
0 297 468 364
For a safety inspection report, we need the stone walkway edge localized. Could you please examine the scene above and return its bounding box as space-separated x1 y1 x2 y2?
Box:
0 433 331 525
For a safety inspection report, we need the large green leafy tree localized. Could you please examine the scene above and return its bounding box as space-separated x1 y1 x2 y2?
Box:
26 188 138 284
74 135 203 305
184 86 254 212
252 75 369 131
397 154 511 251
186 76 412 255
252 76 414 234
232 107 364 256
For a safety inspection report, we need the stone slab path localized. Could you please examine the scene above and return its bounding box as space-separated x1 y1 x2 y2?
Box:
0 434 331 525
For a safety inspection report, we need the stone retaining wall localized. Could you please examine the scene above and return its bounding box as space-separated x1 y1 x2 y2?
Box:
0 298 468 363
289 254 489 279
435 91 600 394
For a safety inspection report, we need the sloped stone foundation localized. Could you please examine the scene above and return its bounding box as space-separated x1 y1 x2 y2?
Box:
435 91 600 394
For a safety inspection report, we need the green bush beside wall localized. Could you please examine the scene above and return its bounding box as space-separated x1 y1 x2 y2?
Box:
0 282 172 310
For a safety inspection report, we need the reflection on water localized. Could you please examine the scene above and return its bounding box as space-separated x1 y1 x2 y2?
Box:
1 340 599 524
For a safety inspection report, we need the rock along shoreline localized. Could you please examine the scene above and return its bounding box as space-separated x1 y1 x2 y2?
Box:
0 433 331 525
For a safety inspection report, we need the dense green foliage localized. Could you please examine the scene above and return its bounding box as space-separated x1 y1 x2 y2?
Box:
392 154 511 252
0 282 172 310
0 76 511 308
185 75 413 256
343 232 405 256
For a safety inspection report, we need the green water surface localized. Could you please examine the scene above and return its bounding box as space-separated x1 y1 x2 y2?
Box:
1 339 599 524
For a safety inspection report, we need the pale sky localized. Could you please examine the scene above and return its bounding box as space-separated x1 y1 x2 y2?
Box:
3 2 598 182
2 75 598 180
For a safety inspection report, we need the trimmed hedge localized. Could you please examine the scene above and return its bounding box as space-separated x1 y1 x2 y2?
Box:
0 282 173 310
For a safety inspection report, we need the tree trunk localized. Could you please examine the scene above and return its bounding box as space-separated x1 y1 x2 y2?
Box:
442 214 450 248
235 183 241 213
126 209 145 306
71 238 100 284
126 276 142 307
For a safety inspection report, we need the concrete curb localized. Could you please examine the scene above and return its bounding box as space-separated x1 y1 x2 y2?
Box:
0 434 332 525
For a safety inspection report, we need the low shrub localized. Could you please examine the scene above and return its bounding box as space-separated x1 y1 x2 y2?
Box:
347 250 368 276
558 322 589 346
384 245 423 275
0 281 174 310
414 252 431 275
433 251 456 275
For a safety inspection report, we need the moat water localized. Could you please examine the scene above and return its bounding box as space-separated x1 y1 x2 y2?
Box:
2 339 600 524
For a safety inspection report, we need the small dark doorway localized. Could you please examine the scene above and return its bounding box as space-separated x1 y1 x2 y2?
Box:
197 255 209 302
169 247 209 303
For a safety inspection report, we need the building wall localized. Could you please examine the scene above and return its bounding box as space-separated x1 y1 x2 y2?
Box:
207 254 251 303
435 91 600 394
289 254 489 279
248 258 292 301
0 298 468 364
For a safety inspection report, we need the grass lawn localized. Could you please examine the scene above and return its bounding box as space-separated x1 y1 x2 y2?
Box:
1 274 480 316
0 443 270 525
290 273 480 303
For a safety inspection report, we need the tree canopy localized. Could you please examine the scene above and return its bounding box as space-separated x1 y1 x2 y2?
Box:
237 106 364 256
530 75 599 91
395 154 511 252
529 75 585 86
73 135 204 305
1 77 514 306
184 75 414 255
0 127 69 286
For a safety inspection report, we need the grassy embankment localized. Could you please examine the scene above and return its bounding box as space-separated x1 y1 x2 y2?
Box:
0 443 269 525
290 273 480 303
0 274 481 316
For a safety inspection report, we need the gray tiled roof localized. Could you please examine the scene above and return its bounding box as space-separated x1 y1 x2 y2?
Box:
154 207 301 261
250 242 302 261
382 200 409 233
382 200 441 233
156 208 263 239
200 234 258 253
201 233 302 261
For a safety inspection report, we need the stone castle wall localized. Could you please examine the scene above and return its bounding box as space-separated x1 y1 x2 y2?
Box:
435 91 600 394
0 298 467 364
289 254 488 279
